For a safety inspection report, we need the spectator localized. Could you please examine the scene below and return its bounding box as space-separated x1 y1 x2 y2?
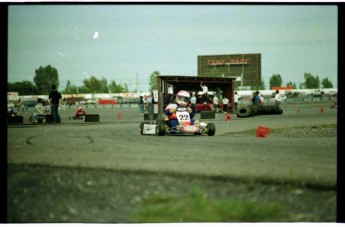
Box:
200 82 208 95
212 95 219 113
234 91 241 113
151 92 155 113
222 96 229 113
139 96 144 115
143 95 148 113
147 94 153 114
8 108 21 117
252 91 261 105
30 98 50 123
49 84 62 123
203 93 209 110
274 90 282 106
190 92 197 114
260 93 265 105
168 84 174 103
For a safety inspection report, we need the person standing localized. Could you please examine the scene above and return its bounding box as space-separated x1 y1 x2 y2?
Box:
274 90 281 106
234 91 241 113
138 96 144 115
260 93 265 105
190 92 197 114
143 95 148 113
200 82 208 95
212 95 219 113
147 94 153 114
252 91 261 105
222 96 229 113
168 84 174 103
49 84 62 123
203 93 209 110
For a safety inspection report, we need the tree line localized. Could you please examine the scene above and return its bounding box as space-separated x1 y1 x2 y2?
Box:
8 65 334 96
8 65 129 95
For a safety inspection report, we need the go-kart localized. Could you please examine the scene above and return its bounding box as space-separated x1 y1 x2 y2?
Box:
140 107 216 136
69 115 85 120
330 102 338 109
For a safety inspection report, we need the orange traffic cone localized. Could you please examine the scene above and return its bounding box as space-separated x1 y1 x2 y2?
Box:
117 113 122 121
256 126 270 138
225 114 231 121
320 106 324 114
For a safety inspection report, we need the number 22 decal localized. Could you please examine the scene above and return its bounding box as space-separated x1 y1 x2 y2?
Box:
178 114 190 120
176 111 190 122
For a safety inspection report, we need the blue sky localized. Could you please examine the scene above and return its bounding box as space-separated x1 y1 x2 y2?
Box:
8 4 338 92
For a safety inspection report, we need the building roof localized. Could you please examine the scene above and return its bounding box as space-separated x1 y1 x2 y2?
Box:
157 75 237 91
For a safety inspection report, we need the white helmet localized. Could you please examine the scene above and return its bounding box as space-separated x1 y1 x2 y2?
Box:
175 90 190 106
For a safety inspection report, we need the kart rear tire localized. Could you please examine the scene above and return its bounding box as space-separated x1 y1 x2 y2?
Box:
236 106 253 118
207 123 216 136
157 122 166 136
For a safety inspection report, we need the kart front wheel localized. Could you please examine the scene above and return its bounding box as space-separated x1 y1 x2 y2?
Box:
207 123 216 136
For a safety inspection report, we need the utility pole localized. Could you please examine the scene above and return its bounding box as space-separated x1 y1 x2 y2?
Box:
241 54 244 87
136 72 139 93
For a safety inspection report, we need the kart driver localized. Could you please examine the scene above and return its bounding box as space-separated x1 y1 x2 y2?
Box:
164 90 195 128
73 106 86 119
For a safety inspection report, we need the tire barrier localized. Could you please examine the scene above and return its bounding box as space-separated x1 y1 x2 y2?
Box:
200 111 216 119
236 105 283 118
85 114 100 122
8 116 24 124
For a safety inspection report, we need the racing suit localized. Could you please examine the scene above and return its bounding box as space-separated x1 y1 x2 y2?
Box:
74 108 86 118
164 103 195 128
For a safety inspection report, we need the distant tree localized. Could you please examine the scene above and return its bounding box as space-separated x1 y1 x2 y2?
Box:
77 86 90 94
62 80 80 94
65 80 72 93
149 71 160 92
109 81 119 93
83 76 104 93
286 81 297 89
8 81 38 95
123 83 129 93
321 78 333 88
108 80 129 93
304 72 320 89
34 65 59 94
100 78 109 93
269 74 282 89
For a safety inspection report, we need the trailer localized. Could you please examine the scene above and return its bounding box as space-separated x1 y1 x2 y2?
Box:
156 75 238 116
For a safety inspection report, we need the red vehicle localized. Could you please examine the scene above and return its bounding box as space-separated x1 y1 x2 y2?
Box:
190 102 214 112
98 99 118 105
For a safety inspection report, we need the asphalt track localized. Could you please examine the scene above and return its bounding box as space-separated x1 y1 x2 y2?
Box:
7 101 337 188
